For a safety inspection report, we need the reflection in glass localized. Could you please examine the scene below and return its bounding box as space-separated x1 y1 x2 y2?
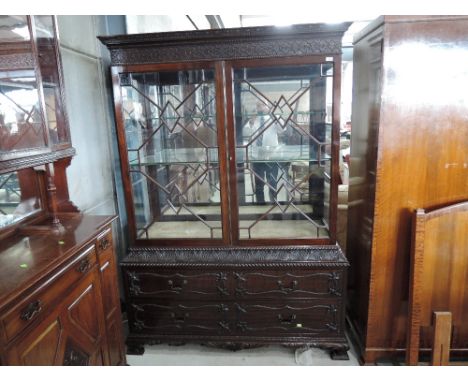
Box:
0 70 46 156
234 64 334 239
121 69 221 239
34 15 69 146
0 169 42 228
0 16 30 43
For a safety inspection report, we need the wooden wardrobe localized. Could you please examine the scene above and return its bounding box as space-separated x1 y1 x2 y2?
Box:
347 15 468 364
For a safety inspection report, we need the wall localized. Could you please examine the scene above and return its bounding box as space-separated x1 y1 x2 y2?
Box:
56 16 128 261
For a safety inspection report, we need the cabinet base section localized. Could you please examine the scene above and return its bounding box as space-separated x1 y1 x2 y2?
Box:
125 334 349 360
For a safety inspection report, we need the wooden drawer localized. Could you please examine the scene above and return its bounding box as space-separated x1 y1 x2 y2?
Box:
128 300 231 335
234 270 345 299
125 269 230 299
234 300 343 337
0 245 97 343
96 228 112 256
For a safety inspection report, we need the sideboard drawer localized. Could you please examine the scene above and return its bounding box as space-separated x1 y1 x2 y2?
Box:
1 245 97 343
129 300 231 335
233 270 344 299
234 300 343 337
124 269 230 299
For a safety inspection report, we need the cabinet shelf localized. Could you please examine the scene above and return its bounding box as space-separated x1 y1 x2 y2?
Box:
128 146 331 166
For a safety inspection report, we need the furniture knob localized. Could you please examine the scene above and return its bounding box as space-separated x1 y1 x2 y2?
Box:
99 237 110 251
277 280 298 293
168 279 187 291
170 312 188 323
278 313 297 325
76 258 91 273
20 300 42 321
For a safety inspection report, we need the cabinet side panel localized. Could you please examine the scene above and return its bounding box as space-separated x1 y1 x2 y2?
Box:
347 25 383 346
366 18 468 355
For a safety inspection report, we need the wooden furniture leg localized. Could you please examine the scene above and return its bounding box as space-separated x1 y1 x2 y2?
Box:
431 312 452 366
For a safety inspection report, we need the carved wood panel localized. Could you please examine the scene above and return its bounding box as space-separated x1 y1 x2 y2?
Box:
126 269 229 299
129 300 231 335
16 319 63 365
234 271 343 298
234 301 341 336
60 269 106 364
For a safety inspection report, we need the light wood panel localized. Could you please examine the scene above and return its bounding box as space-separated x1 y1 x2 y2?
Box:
407 202 468 365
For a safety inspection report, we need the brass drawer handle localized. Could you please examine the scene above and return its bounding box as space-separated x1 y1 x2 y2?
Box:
277 280 298 293
170 312 188 323
99 237 110 251
77 258 91 273
20 300 42 321
168 279 187 292
278 313 297 325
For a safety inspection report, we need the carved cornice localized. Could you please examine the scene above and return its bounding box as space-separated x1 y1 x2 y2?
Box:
98 23 351 65
0 147 76 174
122 246 349 268
126 333 350 349
109 38 341 65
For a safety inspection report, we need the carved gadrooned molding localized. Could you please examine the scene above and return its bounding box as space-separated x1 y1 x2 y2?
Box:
98 23 352 65
123 246 348 268
126 333 349 349
0 147 76 174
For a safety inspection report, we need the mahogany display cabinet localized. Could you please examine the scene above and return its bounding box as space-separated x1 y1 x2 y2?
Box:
99 23 351 359
0 16 126 365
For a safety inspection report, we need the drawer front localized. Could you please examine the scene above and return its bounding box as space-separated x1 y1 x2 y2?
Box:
1 245 97 343
96 228 112 256
128 300 231 335
234 300 343 337
234 270 344 299
125 269 230 299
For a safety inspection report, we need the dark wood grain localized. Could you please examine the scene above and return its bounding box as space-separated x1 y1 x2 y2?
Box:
98 23 350 65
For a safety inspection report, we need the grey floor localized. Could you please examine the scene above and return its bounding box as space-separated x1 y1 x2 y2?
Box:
126 338 360 366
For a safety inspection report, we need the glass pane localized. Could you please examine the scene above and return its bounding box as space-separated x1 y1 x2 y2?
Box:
34 15 70 146
233 64 334 240
0 16 30 43
0 169 42 229
121 69 222 240
0 70 46 156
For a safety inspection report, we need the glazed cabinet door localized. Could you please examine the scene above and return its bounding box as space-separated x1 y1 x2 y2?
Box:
227 58 340 245
113 63 229 245
5 269 107 366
